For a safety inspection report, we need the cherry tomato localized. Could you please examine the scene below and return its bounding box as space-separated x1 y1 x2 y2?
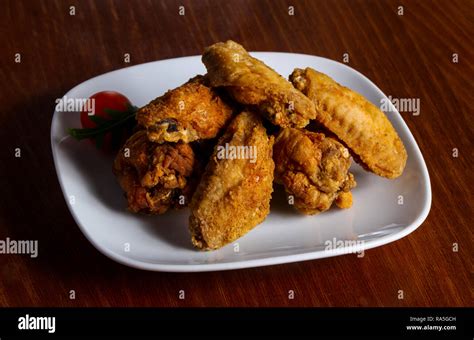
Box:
79 91 133 152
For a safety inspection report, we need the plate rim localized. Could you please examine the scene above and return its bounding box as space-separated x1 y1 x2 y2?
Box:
50 52 432 272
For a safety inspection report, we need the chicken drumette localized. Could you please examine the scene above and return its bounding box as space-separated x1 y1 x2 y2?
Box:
273 128 356 215
113 130 199 214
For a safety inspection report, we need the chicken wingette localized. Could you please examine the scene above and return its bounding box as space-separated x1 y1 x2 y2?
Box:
202 41 316 128
189 111 275 250
290 67 407 178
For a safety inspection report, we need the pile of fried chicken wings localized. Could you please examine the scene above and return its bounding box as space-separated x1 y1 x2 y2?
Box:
113 40 407 250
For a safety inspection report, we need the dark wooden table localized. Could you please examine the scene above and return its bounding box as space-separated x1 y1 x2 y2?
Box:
0 0 472 307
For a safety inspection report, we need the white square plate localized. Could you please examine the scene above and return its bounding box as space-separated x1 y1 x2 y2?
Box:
51 53 431 272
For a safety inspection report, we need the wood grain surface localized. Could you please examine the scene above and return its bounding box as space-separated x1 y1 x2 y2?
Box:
0 0 472 307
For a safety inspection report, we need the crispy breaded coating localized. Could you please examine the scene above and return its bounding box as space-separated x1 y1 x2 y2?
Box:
335 191 353 209
113 130 197 214
202 40 316 128
273 128 356 215
136 75 233 143
189 111 275 250
290 67 407 179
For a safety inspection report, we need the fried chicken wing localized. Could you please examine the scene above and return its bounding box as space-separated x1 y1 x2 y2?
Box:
189 111 275 250
113 130 198 214
273 128 356 215
202 40 316 128
137 75 233 143
290 67 407 179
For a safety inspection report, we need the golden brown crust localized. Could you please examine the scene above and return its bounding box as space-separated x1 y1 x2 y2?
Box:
202 40 316 128
290 67 407 179
136 75 233 143
273 128 356 215
335 191 353 209
113 130 198 214
189 111 275 250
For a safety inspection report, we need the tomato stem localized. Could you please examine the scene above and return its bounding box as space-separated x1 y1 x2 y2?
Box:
68 105 138 144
